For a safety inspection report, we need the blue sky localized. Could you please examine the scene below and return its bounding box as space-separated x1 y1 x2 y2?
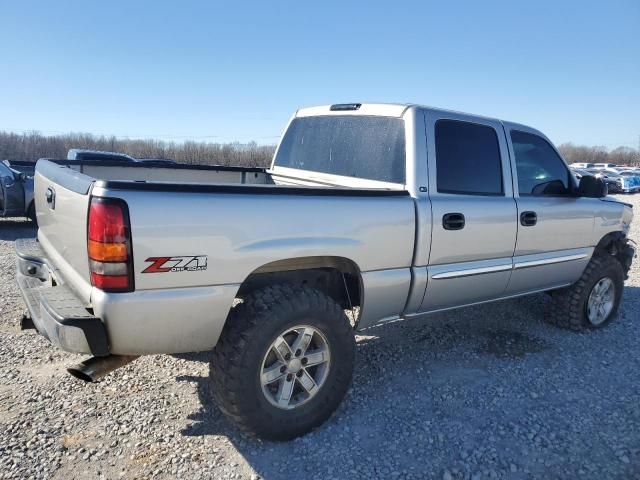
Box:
0 0 638 148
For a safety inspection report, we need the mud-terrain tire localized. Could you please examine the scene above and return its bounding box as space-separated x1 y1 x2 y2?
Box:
209 284 355 441
547 254 624 331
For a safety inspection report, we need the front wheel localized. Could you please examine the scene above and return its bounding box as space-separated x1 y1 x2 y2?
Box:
209 284 355 440
546 254 624 331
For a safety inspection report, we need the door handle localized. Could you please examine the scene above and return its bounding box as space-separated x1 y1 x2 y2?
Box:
520 211 537 226
442 212 465 230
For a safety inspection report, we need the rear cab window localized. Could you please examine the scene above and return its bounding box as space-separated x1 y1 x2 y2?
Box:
273 115 406 184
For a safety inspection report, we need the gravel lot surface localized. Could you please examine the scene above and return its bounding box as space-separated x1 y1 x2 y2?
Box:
1 195 639 480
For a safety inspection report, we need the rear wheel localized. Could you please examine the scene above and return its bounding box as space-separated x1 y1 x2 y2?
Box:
209 284 355 440
546 254 624 331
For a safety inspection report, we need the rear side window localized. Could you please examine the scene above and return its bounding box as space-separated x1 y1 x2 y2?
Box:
435 120 503 196
274 115 405 183
510 130 570 196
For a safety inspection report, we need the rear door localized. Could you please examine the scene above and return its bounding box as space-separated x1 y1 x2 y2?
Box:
0 162 25 216
419 111 517 312
503 124 594 294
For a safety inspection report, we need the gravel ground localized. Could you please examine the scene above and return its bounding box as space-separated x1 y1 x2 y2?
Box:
1 195 639 480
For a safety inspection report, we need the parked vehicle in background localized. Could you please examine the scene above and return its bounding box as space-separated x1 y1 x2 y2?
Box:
0 160 35 221
616 170 640 192
15 103 636 440
582 168 623 194
571 168 592 181
593 163 618 169
571 168 622 194
570 162 595 169
6 160 37 177
67 149 136 163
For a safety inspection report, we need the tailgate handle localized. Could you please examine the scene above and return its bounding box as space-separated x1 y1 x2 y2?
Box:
45 187 56 209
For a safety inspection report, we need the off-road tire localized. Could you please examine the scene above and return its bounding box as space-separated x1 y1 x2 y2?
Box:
547 254 624 331
209 284 355 440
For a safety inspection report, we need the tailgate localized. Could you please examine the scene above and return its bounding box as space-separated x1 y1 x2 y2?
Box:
34 160 94 304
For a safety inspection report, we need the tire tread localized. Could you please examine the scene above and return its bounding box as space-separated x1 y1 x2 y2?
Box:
209 284 354 440
546 254 624 331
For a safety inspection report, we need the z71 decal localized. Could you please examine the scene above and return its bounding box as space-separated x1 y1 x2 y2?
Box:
143 256 208 273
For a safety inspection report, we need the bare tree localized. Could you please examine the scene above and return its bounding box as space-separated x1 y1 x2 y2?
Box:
0 131 276 167
558 143 640 167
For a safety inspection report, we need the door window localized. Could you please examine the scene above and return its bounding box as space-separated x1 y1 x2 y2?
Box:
435 120 503 196
510 131 571 196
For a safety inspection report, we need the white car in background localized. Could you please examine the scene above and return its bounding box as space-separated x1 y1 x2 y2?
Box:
570 162 595 169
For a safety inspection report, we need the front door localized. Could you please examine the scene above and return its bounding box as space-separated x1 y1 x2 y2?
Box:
503 124 595 294
420 112 517 312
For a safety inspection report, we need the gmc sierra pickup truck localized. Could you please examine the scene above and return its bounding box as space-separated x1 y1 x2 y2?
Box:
15 103 635 440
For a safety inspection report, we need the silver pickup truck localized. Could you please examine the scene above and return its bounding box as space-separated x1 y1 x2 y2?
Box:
15 103 636 440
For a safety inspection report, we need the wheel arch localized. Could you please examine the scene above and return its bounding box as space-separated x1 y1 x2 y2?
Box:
236 256 363 323
594 231 634 278
594 231 627 254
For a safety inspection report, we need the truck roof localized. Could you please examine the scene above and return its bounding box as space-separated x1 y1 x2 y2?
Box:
295 102 543 138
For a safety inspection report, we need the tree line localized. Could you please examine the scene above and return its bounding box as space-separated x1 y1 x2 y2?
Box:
558 143 639 166
1 130 638 169
0 131 276 167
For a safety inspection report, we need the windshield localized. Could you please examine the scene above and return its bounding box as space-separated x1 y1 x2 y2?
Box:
274 115 406 184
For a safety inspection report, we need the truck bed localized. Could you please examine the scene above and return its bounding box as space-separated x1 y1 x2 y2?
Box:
32 159 414 354
46 159 272 186
42 159 407 191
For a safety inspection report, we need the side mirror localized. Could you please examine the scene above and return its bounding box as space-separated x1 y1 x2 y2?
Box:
577 175 607 198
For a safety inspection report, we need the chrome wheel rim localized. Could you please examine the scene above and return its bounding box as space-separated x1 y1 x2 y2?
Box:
587 277 615 325
260 325 331 410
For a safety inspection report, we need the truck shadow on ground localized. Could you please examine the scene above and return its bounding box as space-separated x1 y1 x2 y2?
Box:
174 284 640 478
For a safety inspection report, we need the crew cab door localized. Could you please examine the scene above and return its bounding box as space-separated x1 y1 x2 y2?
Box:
419 112 517 312
503 124 594 294
0 162 25 216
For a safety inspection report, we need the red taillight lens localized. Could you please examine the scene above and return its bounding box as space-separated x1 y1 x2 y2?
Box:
88 198 133 293
90 272 130 290
88 202 126 242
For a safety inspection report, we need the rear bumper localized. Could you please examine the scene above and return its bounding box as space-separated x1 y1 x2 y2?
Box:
15 238 109 356
15 238 240 356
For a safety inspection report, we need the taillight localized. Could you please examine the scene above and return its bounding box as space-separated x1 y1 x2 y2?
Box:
88 197 134 292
